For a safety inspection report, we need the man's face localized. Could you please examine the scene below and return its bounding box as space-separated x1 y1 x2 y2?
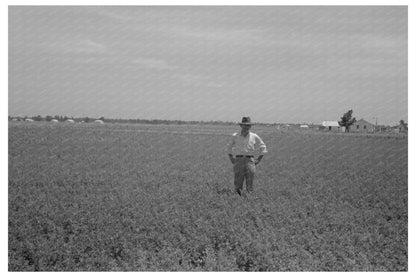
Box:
240 124 251 133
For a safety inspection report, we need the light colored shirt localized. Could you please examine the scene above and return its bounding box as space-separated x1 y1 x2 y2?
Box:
227 131 268 156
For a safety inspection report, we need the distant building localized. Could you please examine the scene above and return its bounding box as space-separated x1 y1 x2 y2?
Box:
380 126 392 132
322 121 340 131
300 124 309 129
350 118 375 133
398 122 408 133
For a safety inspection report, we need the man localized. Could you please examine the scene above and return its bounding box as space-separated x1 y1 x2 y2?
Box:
227 117 268 195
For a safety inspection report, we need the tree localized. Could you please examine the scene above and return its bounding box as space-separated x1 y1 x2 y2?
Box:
338 109 356 133
33 115 42 121
399 120 408 132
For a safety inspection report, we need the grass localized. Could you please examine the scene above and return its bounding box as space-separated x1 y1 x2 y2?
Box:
8 122 407 271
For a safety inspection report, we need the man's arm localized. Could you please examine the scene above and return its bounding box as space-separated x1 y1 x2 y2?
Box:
227 134 236 164
254 134 267 165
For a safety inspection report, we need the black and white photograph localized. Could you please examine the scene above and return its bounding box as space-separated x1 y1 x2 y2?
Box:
7 3 409 272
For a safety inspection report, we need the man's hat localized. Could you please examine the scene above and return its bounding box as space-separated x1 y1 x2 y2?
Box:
239 116 253 125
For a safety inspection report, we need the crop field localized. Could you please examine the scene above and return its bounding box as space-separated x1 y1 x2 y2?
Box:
8 122 408 271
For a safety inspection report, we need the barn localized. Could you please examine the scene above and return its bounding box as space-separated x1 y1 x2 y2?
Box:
51 119 59 123
350 118 375 133
322 121 340 131
66 119 75 123
94 120 104 124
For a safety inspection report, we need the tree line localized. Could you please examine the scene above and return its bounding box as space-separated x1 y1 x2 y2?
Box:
8 115 237 125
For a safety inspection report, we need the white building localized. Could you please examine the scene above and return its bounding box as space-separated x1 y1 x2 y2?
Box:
322 121 340 131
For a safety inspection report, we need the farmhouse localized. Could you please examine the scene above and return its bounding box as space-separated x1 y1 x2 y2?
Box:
322 121 340 131
66 119 75 123
51 119 59 123
25 118 34 122
350 118 375 133
94 120 104 124
300 124 309 129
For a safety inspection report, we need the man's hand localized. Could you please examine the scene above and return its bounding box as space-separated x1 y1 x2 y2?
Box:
228 154 235 164
255 155 264 165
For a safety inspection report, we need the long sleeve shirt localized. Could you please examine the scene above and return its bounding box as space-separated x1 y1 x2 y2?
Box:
227 132 268 156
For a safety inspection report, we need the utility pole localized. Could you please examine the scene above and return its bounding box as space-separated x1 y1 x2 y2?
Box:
373 117 378 132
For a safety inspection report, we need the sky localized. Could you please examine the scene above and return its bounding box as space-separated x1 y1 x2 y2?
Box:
8 5 407 125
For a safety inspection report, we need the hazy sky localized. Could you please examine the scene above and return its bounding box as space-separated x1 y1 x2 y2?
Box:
9 6 407 125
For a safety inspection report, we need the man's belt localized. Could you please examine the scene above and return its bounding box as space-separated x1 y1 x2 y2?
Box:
236 155 254 158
